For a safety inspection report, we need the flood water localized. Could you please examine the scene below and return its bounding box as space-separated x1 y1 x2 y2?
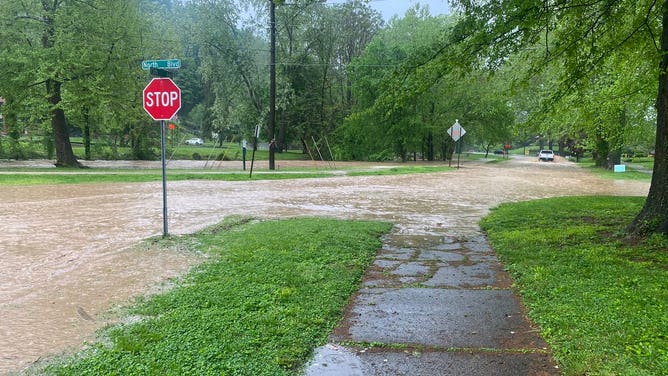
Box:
0 157 649 374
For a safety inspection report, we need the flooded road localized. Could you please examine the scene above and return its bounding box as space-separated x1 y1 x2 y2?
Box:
0 157 649 374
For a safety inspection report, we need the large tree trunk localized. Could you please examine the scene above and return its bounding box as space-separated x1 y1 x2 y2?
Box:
593 136 609 168
268 0 276 170
427 131 434 161
628 1 668 235
278 109 286 153
606 149 622 170
47 79 81 168
41 1 81 168
83 106 91 160
4 98 22 159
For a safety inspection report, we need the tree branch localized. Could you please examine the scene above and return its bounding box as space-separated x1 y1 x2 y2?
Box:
644 0 660 51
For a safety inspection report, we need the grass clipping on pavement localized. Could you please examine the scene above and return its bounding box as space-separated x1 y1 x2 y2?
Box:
44 217 391 376
480 196 667 376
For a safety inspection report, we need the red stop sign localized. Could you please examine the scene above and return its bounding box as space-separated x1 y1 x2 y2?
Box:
143 78 181 120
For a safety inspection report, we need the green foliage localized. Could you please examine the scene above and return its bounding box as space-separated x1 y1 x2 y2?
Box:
0 0 157 165
43 218 391 375
448 0 668 234
339 7 515 161
341 8 450 159
187 0 382 151
192 0 266 140
273 0 383 149
481 196 667 375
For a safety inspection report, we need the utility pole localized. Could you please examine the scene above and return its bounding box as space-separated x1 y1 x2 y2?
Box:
269 0 276 170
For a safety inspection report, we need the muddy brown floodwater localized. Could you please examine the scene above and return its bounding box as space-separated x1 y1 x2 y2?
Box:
0 157 649 375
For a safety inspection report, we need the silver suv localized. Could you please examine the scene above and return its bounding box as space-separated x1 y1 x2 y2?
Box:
538 150 554 162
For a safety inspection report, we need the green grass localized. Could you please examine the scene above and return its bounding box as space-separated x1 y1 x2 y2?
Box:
623 157 655 171
0 164 456 186
40 217 392 375
587 166 652 181
345 165 452 176
2 135 308 161
572 160 652 181
480 196 667 376
70 140 310 162
0 170 332 185
164 147 308 161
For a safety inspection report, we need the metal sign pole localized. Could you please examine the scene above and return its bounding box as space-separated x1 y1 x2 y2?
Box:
249 125 260 178
160 119 168 237
242 139 247 171
448 141 452 167
456 138 461 169
143 62 180 238
249 138 257 178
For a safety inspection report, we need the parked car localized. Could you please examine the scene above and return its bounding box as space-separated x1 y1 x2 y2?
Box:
538 149 554 162
185 138 203 145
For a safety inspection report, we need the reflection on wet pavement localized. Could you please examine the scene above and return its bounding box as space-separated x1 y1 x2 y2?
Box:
0 157 649 374
303 227 557 375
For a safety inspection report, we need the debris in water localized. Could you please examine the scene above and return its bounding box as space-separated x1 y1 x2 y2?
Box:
76 307 95 322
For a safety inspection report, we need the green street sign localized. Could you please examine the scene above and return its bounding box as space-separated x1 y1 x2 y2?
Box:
142 59 181 70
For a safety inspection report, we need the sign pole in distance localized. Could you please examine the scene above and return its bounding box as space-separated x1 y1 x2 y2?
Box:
143 77 181 237
242 139 247 171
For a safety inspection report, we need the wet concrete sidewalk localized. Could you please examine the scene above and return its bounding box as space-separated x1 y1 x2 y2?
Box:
305 230 560 375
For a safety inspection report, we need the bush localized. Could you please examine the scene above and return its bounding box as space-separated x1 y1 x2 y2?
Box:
368 150 394 162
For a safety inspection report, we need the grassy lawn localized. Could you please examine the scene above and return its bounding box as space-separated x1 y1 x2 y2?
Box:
480 196 667 376
623 157 655 171
587 167 652 181
39 217 391 375
0 164 455 186
0 170 333 185
162 147 309 162
1 136 308 162
580 162 653 181
574 158 653 181
345 165 452 176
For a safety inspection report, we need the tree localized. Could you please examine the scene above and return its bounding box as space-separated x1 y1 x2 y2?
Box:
191 1 268 145
255 0 381 155
0 0 148 167
339 6 514 161
635 2 668 234
449 0 667 235
337 7 450 160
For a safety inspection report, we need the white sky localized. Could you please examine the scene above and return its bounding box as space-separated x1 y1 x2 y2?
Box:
327 0 451 22
371 0 451 21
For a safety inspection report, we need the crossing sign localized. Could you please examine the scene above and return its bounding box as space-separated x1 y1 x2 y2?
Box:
447 120 466 142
